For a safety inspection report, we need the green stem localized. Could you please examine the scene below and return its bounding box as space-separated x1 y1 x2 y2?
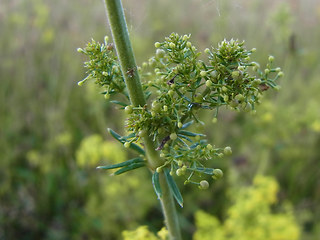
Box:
103 0 182 239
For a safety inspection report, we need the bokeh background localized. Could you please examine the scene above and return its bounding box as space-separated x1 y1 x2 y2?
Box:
1 0 320 239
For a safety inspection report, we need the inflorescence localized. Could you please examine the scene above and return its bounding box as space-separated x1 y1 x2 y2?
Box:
78 33 282 189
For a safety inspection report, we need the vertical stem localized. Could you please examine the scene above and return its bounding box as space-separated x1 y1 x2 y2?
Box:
103 0 182 239
159 172 183 240
104 0 145 107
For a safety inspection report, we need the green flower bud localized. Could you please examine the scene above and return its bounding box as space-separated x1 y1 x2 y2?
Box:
232 71 240 78
194 94 203 103
124 105 133 114
156 167 162 173
77 80 85 86
178 122 183 128
183 35 189 41
124 142 131 148
238 66 245 71
212 117 218 123
200 71 207 77
104 94 110 100
104 36 109 43
207 144 213 150
169 42 176 48
217 153 224 158
224 146 232 155
176 168 184 176
186 41 192 48
152 101 161 112
268 55 274 62
178 161 183 167
149 58 157 68
163 105 168 111
77 48 85 53
210 70 217 78
275 67 281 72
168 90 174 97
212 169 223 180
170 133 178 140
278 71 284 77
142 62 148 68
252 79 262 87
243 102 252 112
154 42 161 48
204 48 210 54
229 100 239 108
156 49 165 58
199 180 209 190
265 69 270 74
160 153 165 158
222 86 228 92
235 94 245 102
206 80 213 87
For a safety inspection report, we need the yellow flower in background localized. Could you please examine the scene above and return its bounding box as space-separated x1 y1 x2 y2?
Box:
311 120 320 133
76 134 127 167
193 175 300 240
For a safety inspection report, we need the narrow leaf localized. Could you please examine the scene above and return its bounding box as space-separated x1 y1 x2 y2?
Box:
110 100 128 107
177 134 193 143
97 157 144 170
114 162 146 175
164 169 183 208
188 167 214 175
181 121 193 130
178 130 206 137
152 172 162 199
107 128 145 155
108 128 124 143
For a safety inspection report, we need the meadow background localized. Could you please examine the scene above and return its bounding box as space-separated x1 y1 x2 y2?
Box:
1 0 320 239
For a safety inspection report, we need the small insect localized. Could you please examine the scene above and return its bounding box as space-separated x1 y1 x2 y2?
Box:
107 43 114 50
259 83 270 91
167 74 179 85
126 67 136 78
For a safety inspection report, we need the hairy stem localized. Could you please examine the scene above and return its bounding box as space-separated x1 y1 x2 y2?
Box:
103 0 182 239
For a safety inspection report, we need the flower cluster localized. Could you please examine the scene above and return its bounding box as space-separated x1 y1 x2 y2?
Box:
77 37 125 98
78 33 282 189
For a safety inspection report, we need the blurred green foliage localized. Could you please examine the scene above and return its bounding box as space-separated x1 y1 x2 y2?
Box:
1 0 320 239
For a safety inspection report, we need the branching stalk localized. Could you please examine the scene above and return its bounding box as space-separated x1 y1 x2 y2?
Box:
103 0 182 239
